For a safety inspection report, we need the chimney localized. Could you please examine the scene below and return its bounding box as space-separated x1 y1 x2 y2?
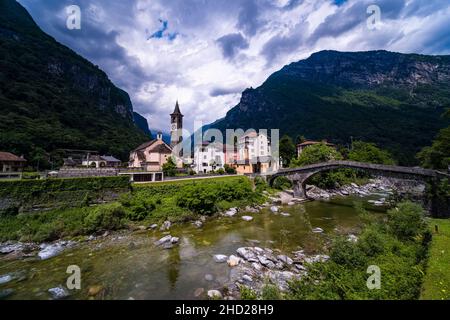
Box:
157 132 163 141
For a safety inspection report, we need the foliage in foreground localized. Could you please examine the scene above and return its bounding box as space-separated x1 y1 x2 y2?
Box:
0 177 263 242
287 202 430 300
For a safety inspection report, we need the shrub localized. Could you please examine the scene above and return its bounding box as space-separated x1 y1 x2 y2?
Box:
84 203 126 232
224 164 237 174
240 286 258 300
162 157 177 177
272 176 292 190
261 284 282 300
287 201 430 300
176 184 218 215
216 168 225 175
254 176 268 192
387 201 426 240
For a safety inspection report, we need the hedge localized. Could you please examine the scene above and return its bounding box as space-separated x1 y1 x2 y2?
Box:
0 176 130 199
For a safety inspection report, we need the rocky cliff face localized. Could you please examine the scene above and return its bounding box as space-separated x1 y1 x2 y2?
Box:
209 50 450 164
0 0 148 163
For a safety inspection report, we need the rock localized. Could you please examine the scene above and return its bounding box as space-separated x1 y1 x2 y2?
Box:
351 183 359 188
163 243 174 250
207 290 223 299
287 202 296 206
270 206 279 213
0 242 24 254
88 285 104 296
242 275 253 282
223 208 237 217
149 224 158 230
312 227 324 234
193 220 203 228
280 212 290 217
227 255 241 267
236 248 257 261
160 221 171 231
252 262 262 271
0 289 14 299
154 235 173 246
213 254 228 263
277 255 293 265
194 288 205 297
137 226 147 231
347 234 358 243
48 286 70 300
0 274 14 285
204 274 214 282
38 243 65 260
295 264 307 271
258 256 276 269
242 216 253 222
171 237 179 244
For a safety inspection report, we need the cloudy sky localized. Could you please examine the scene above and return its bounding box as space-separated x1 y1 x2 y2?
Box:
18 0 450 133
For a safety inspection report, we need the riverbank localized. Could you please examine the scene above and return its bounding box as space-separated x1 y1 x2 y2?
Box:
421 218 450 300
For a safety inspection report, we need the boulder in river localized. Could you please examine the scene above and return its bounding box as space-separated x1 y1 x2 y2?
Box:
213 254 228 263
154 235 173 246
312 227 324 234
0 289 14 299
207 290 223 299
38 242 75 260
160 221 172 231
242 216 253 222
48 286 70 300
227 255 241 267
270 206 279 213
223 208 237 217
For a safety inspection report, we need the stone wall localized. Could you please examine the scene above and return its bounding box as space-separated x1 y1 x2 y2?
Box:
57 168 119 178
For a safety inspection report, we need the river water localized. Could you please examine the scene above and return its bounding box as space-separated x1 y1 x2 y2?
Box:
0 196 385 300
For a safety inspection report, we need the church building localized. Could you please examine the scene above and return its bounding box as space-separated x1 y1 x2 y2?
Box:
128 102 184 172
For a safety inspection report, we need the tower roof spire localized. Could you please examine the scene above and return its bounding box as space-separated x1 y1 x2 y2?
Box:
171 100 183 116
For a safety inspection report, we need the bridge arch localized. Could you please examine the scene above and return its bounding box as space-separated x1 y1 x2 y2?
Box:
267 161 449 217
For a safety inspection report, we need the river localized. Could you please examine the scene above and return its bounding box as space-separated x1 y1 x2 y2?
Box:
0 196 385 300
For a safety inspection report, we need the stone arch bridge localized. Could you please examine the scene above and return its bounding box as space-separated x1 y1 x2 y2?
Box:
264 161 450 217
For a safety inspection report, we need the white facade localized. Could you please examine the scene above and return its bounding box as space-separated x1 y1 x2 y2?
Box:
238 132 271 161
193 142 225 174
236 132 280 174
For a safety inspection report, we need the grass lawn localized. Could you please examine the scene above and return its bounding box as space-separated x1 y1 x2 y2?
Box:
421 218 450 300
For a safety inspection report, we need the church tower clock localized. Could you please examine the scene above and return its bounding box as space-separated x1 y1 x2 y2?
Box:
170 101 183 148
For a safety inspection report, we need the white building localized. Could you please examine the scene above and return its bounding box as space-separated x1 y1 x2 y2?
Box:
236 131 279 174
193 142 225 174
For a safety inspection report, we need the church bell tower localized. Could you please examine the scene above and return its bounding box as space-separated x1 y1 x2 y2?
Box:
170 101 183 148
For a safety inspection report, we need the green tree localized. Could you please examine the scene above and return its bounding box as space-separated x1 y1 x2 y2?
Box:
417 110 450 170
279 135 296 168
348 141 395 165
162 157 177 177
291 143 343 167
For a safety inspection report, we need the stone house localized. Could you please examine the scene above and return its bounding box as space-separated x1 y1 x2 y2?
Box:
0 152 26 172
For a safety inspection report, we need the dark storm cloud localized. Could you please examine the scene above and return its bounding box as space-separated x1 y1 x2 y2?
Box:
210 85 245 97
16 0 450 131
216 33 249 59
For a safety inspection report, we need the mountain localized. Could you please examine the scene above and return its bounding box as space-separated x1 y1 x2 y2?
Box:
0 0 148 166
133 112 152 138
208 50 450 165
